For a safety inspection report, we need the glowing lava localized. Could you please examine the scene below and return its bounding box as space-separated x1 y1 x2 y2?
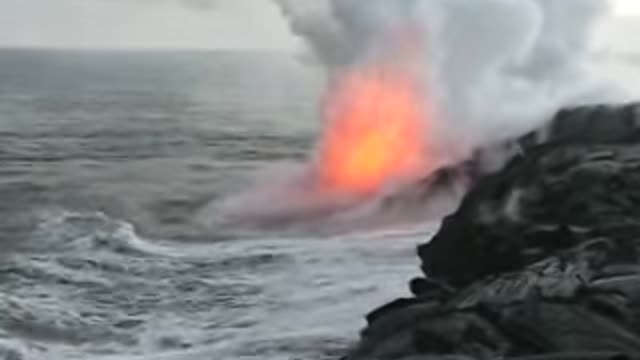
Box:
315 61 431 195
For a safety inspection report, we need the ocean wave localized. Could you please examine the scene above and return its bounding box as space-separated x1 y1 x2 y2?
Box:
0 338 33 360
30 210 173 256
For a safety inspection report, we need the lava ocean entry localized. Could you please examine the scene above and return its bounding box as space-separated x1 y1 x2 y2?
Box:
314 51 434 197
209 29 449 231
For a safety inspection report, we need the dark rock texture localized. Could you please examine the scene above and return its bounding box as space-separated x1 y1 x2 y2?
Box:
345 103 640 360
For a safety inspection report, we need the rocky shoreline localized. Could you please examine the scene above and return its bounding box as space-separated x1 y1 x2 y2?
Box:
345 103 640 360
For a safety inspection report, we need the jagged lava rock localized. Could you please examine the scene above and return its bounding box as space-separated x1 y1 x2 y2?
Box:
345 103 640 360
421 102 640 287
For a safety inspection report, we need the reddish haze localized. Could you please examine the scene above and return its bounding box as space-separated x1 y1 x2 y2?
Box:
315 53 432 195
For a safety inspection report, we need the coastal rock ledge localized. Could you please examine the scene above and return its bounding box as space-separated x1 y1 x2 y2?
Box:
345 103 640 360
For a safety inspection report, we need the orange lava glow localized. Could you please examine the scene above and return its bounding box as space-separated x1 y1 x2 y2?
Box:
316 61 431 195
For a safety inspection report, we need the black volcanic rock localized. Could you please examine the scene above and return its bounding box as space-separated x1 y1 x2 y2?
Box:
345 103 640 360
521 103 640 150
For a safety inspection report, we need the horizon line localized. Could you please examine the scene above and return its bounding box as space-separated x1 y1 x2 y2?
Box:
0 45 300 53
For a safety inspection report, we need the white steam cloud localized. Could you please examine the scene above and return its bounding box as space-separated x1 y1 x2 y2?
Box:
276 0 615 160
206 0 631 233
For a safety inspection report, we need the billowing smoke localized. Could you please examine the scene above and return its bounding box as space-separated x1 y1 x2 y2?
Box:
207 0 621 233
276 0 613 157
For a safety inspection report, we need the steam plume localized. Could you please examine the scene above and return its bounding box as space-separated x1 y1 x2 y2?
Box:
276 0 613 159
205 0 623 232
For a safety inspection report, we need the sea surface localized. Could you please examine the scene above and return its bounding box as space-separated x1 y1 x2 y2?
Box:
0 49 434 360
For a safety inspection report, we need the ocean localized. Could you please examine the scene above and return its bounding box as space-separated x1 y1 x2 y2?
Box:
0 49 433 360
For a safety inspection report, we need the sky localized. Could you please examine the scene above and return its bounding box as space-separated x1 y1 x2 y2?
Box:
0 0 301 49
0 0 637 50
614 0 640 16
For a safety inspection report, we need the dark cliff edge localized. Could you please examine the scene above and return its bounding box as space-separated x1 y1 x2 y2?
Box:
345 103 640 360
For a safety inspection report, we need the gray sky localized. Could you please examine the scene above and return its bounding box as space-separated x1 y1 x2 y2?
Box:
0 0 301 49
0 0 637 51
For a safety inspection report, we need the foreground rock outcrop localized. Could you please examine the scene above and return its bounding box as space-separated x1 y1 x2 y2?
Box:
346 103 640 360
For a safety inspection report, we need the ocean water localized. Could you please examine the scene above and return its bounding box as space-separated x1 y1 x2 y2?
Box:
0 49 434 360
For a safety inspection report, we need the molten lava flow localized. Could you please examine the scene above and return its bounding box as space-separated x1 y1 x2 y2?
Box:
315 62 431 195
